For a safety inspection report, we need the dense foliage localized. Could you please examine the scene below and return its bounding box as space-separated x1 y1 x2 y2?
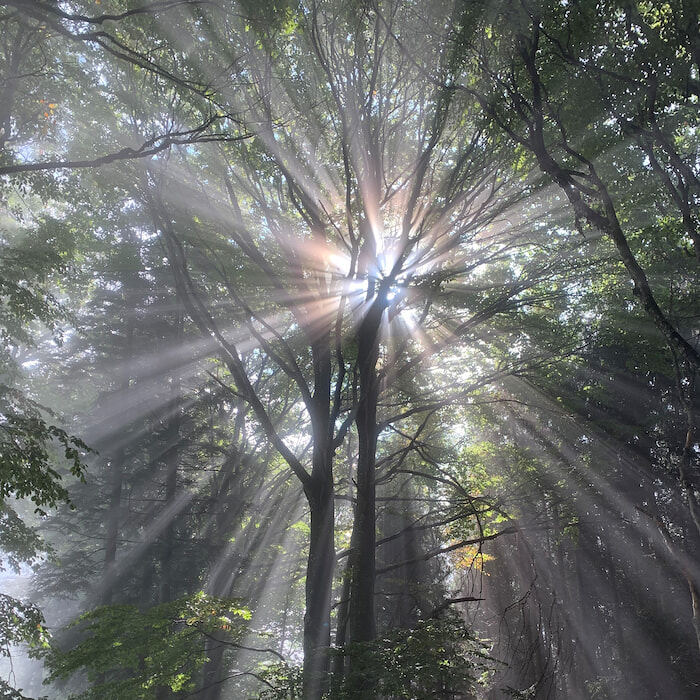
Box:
0 1 698 699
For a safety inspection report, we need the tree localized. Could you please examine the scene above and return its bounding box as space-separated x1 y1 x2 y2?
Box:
452 0 700 658
2 1 699 698
0 170 89 700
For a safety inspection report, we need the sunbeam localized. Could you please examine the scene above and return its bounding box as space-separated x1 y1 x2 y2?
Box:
1 1 698 699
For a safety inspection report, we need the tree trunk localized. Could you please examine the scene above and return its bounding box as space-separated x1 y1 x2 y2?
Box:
301 337 335 700
302 482 335 699
160 310 183 603
101 321 134 604
348 296 384 646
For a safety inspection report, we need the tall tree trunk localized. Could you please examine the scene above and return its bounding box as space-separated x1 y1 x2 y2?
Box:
348 296 384 646
331 563 351 686
102 439 125 605
331 434 356 687
160 309 183 604
302 338 335 700
302 481 335 699
101 317 134 605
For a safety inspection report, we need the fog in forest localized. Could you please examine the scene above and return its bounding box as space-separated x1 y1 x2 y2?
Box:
1 1 699 698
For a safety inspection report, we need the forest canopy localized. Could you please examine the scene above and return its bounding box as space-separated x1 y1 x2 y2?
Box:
0 0 698 698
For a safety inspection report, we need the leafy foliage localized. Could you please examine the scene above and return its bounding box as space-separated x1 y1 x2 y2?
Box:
333 615 492 699
0 387 88 515
41 593 251 699
0 594 49 659
0 504 44 574
0 225 90 515
0 174 91 700
0 594 49 700
256 662 303 700
1 0 699 698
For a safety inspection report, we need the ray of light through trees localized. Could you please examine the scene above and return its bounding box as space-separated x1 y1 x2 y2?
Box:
0 1 699 699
